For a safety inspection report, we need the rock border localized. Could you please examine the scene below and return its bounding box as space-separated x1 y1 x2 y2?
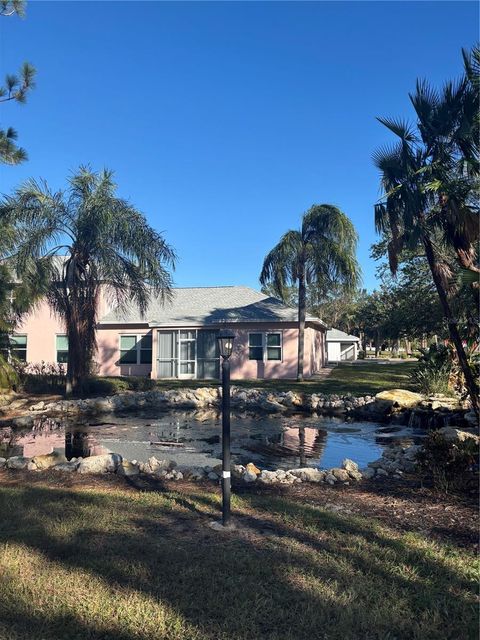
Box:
6 386 473 428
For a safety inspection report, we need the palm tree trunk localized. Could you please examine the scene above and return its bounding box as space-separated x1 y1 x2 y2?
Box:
423 236 479 412
297 266 306 382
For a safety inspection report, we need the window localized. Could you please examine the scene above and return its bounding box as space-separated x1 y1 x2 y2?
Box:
248 332 282 361
266 333 282 360
56 335 68 363
119 334 152 365
248 333 263 360
10 335 27 362
139 334 152 364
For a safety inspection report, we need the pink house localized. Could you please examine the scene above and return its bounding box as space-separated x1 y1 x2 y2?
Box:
12 286 327 380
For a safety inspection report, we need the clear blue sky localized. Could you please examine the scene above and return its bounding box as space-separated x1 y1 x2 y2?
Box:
0 1 478 291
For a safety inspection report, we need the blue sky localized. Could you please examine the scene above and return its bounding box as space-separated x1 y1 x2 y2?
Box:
0 1 478 292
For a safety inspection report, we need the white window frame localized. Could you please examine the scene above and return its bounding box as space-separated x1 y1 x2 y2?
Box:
248 332 283 362
119 334 152 366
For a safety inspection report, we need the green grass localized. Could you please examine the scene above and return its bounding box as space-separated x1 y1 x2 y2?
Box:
148 361 418 396
0 475 476 640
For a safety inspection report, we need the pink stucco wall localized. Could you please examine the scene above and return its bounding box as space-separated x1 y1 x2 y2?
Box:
96 327 152 377
16 300 66 363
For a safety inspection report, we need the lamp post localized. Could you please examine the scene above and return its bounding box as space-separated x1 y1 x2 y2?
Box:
217 329 235 527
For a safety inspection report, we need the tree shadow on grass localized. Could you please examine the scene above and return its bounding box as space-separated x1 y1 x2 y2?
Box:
0 482 476 640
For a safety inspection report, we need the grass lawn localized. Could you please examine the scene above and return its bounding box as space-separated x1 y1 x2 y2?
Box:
151 361 418 396
0 472 477 640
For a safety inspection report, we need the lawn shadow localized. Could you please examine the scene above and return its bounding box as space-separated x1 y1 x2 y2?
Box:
0 480 476 640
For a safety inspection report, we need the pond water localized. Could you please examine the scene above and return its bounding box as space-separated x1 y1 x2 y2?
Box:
1 409 427 471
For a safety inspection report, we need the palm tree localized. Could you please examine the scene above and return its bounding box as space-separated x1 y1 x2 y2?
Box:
260 204 360 381
0 167 176 394
373 47 479 410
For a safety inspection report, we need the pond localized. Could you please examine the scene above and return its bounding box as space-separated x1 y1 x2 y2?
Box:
0 409 427 471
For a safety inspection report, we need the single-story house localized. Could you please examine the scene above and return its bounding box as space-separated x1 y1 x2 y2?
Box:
13 286 327 380
326 328 360 362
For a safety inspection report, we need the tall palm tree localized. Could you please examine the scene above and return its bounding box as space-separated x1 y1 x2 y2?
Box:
260 204 360 381
0 167 176 394
373 47 479 410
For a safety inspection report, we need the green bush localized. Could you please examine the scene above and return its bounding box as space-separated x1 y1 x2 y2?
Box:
82 377 130 396
82 376 155 396
410 344 453 395
357 350 365 359
417 431 479 492
0 354 19 390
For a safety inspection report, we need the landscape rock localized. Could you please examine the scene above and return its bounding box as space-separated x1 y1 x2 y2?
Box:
437 426 480 444
361 467 376 480
77 453 122 474
342 458 359 473
0 457 6 468
325 473 337 485
243 470 258 483
245 462 261 476
32 451 67 470
6 456 31 470
52 461 79 472
116 460 140 477
331 468 350 482
375 389 423 411
140 456 176 475
289 467 325 483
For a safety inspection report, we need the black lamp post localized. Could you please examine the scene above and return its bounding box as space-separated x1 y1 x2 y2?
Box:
217 329 235 527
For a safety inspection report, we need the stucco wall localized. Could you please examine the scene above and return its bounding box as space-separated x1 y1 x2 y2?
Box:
96 327 152 377
16 300 66 363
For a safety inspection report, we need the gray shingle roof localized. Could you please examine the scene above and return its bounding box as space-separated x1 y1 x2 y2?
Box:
100 286 326 327
326 328 360 342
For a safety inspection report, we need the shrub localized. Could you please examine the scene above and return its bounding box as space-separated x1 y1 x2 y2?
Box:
410 344 453 395
357 350 365 360
82 377 130 396
18 362 66 394
417 431 479 492
0 354 19 390
82 376 155 396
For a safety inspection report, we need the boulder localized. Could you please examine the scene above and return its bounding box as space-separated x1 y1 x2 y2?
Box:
376 468 388 477
243 470 257 483
437 427 480 444
0 457 5 468
341 458 359 473
6 456 31 470
325 473 337 485
289 468 325 483
116 460 140 477
232 464 246 479
32 451 67 470
375 389 423 411
245 462 261 476
52 461 79 472
77 453 122 474
30 401 45 412
347 470 363 482
140 456 176 475
362 467 376 480
331 468 350 482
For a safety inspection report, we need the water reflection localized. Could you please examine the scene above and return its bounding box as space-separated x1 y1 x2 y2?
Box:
1 410 427 471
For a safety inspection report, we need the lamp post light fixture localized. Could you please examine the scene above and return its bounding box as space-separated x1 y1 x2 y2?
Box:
217 329 235 527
